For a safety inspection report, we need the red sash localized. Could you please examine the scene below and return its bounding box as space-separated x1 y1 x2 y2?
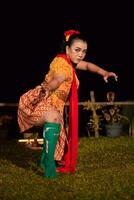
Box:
57 54 78 172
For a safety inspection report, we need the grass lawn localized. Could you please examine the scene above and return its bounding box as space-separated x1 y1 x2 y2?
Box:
0 136 134 200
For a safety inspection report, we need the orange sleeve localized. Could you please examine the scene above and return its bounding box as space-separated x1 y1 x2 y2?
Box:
50 57 72 78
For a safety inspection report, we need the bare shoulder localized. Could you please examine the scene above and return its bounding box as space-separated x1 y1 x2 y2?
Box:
76 61 88 70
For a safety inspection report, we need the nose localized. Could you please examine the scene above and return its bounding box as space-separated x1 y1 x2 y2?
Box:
78 52 83 58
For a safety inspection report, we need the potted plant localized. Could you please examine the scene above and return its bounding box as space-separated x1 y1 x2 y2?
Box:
102 104 130 137
84 98 130 137
83 91 130 137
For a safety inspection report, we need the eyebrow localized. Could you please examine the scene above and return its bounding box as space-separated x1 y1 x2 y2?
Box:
74 47 87 51
75 46 87 50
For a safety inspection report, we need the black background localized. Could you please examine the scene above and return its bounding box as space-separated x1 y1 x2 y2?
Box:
1 1 134 103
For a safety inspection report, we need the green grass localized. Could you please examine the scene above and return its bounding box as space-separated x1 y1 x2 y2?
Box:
0 136 134 200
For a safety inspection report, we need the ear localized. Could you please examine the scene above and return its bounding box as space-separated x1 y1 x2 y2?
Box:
66 45 69 55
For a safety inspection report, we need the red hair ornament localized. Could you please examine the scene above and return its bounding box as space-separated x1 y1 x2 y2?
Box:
64 29 80 42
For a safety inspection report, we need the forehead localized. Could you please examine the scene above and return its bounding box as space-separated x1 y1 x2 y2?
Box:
71 39 88 49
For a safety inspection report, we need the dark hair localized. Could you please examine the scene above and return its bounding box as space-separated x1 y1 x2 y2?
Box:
58 33 88 54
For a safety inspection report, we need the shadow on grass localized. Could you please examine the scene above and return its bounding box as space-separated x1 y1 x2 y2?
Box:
0 139 43 175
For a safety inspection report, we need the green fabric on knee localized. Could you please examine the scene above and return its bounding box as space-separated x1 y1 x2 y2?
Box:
40 122 61 178
43 122 61 138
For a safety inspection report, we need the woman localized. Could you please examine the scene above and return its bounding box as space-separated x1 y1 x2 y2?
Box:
18 29 118 178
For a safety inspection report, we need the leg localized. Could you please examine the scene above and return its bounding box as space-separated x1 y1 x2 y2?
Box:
43 122 61 178
40 110 61 178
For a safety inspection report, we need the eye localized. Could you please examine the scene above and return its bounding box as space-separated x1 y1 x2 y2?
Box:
75 48 81 52
83 49 87 54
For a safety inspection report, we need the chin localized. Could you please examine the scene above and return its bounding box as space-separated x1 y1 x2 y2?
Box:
73 60 80 64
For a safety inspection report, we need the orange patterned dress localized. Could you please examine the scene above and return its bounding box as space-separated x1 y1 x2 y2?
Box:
18 55 79 160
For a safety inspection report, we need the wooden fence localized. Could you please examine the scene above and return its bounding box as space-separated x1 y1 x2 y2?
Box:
0 98 134 138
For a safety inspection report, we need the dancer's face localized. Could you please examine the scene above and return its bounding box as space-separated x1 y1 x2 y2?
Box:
66 39 87 64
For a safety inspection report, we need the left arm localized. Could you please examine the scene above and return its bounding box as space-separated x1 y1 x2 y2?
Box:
77 61 118 82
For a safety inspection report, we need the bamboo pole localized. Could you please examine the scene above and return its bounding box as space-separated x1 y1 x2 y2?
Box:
1 101 134 107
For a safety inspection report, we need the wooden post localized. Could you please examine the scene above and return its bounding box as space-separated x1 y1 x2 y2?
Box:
132 117 134 138
90 91 99 138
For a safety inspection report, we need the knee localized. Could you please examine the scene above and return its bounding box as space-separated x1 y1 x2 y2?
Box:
45 110 61 124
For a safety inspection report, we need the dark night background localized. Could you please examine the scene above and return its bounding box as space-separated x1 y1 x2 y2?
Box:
1 2 134 103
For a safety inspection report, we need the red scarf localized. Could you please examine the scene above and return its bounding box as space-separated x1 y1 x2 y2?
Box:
57 54 78 172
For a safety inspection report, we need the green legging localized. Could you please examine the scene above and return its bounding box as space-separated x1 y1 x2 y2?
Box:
40 122 61 178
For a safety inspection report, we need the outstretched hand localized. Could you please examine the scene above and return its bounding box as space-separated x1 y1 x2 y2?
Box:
103 72 118 83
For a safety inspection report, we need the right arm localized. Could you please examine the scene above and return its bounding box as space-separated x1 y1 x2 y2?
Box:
40 72 67 99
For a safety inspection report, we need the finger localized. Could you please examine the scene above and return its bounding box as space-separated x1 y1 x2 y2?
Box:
115 76 118 81
104 77 108 83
